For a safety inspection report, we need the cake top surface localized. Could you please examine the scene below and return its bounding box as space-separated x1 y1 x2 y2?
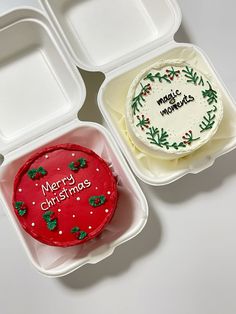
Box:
13 144 118 247
126 60 223 159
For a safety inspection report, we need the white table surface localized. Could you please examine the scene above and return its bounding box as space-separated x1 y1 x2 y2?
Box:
1 1 236 313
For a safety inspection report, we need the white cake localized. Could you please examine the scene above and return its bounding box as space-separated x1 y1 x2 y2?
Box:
125 60 223 159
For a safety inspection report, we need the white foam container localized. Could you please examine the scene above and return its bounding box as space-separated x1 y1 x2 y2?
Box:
40 0 236 186
0 7 148 277
0 0 235 276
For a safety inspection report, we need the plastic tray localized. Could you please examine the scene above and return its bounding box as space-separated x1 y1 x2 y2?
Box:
0 8 148 277
41 0 236 185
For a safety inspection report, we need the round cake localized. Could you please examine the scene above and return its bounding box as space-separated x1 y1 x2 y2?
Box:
12 144 118 247
126 60 223 159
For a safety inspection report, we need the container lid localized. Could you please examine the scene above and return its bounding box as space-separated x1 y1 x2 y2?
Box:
41 0 182 73
0 8 85 156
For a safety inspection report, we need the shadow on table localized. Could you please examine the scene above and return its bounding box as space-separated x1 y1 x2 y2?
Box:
155 148 236 205
174 21 192 44
58 200 162 290
77 68 105 124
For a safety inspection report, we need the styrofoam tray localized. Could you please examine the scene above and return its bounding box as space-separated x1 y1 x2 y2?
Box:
40 0 236 185
0 8 148 277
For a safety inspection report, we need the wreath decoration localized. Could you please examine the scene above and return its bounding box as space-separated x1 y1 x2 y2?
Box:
131 65 218 150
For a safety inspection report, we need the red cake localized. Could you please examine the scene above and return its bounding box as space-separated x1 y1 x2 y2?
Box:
12 144 118 247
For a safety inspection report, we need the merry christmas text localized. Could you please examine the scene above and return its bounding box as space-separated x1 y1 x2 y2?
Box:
40 174 91 210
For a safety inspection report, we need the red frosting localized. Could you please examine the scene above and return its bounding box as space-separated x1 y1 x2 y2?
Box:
13 144 118 247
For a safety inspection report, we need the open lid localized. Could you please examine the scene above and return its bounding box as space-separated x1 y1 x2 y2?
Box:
41 0 182 73
0 8 86 156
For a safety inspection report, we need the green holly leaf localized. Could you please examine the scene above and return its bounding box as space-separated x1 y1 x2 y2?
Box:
78 231 87 240
100 195 106 203
18 209 27 216
27 169 37 179
47 219 57 231
71 226 80 234
43 210 53 223
78 158 87 168
15 201 27 216
69 162 76 171
89 196 96 206
27 167 47 180
15 201 23 209
38 167 47 176
89 195 106 207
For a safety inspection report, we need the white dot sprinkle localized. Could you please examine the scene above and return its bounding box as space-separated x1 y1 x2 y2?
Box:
45 155 49 159
35 183 38 187
105 209 109 213
58 209 61 212
57 168 60 171
95 187 98 190
31 223 35 227
32 202 35 205
88 226 92 229
18 188 22 192
72 215 75 218
96 168 99 172
54 193 57 196
90 211 93 215
76 197 80 201
107 191 111 195
59 231 63 235
72 153 75 157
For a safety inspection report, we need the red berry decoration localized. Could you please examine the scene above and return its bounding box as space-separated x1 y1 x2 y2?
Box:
73 161 80 169
34 172 41 180
20 203 27 210
27 167 47 180
89 195 106 207
69 158 87 172
14 201 27 216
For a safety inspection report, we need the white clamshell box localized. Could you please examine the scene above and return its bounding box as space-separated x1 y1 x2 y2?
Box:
0 0 235 276
41 0 236 186
0 6 148 277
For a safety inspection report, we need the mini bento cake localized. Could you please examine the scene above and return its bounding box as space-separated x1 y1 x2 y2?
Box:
13 144 118 247
126 60 223 159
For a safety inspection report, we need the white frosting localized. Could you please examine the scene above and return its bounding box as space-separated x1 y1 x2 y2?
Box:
126 60 223 159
